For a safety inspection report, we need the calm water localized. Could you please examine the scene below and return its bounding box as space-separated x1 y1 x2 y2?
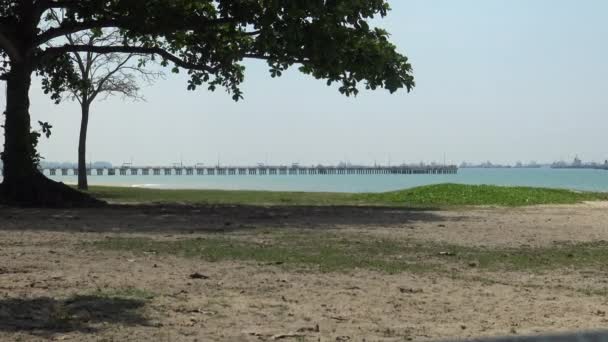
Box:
44 168 608 193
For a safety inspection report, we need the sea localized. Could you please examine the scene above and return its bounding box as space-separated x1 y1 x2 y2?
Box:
43 168 608 193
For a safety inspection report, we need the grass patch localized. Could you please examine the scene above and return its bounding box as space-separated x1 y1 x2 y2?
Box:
87 183 608 207
444 241 608 271
356 184 608 207
91 233 439 274
90 232 608 274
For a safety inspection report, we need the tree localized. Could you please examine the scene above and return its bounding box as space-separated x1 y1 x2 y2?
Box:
0 1 415 206
48 14 162 191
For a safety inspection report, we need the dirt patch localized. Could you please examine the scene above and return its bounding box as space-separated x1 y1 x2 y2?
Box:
352 204 608 248
1 204 608 341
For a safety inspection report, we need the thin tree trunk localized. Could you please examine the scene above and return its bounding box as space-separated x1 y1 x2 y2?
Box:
78 103 90 190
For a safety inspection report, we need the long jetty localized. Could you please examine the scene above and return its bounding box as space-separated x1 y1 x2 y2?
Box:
38 165 458 177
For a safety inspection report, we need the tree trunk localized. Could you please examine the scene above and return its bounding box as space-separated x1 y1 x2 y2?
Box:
1 62 103 207
2 63 36 188
78 103 90 190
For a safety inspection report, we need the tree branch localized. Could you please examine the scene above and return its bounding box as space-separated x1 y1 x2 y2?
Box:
65 33 87 78
41 44 218 73
0 34 21 62
0 19 21 62
35 15 247 47
88 55 132 103
35 19 121 46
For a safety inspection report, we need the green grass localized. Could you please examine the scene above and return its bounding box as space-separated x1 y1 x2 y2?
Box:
357 183 608 207
443 241 608 272
91 232 608 274
91 233 437 274
87 183 608 207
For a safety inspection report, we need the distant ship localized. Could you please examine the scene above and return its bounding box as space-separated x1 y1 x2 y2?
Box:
514 165 542 168
513 163 542 169
460 162 542 169
551 157 608 170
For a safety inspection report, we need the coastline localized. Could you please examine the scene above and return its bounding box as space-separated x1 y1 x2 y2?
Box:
4 168 607 193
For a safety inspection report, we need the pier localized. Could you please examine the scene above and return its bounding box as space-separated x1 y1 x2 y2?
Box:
34 165 458 177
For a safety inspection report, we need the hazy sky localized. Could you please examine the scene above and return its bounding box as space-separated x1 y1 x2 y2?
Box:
7 0 608 166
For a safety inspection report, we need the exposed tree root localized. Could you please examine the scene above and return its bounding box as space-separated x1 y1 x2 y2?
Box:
0 172 105 208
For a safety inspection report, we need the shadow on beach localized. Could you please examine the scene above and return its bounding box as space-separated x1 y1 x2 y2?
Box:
0 295 149 337
0 204 458 234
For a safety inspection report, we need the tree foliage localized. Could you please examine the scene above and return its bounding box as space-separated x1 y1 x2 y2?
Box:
0 0 415 205
1 0 414 100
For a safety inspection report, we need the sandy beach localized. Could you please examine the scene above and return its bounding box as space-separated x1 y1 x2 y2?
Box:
2 203 608 341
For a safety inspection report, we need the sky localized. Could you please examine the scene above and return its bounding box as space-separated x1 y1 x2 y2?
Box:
7 0 608 166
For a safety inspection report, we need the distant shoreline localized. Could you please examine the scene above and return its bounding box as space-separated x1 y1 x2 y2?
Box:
3 168 608 193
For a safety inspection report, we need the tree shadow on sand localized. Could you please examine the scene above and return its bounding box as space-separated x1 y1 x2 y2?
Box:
0 204 463 234
0 295 149 337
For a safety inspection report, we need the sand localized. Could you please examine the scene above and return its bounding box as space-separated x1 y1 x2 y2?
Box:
1 203 608 341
